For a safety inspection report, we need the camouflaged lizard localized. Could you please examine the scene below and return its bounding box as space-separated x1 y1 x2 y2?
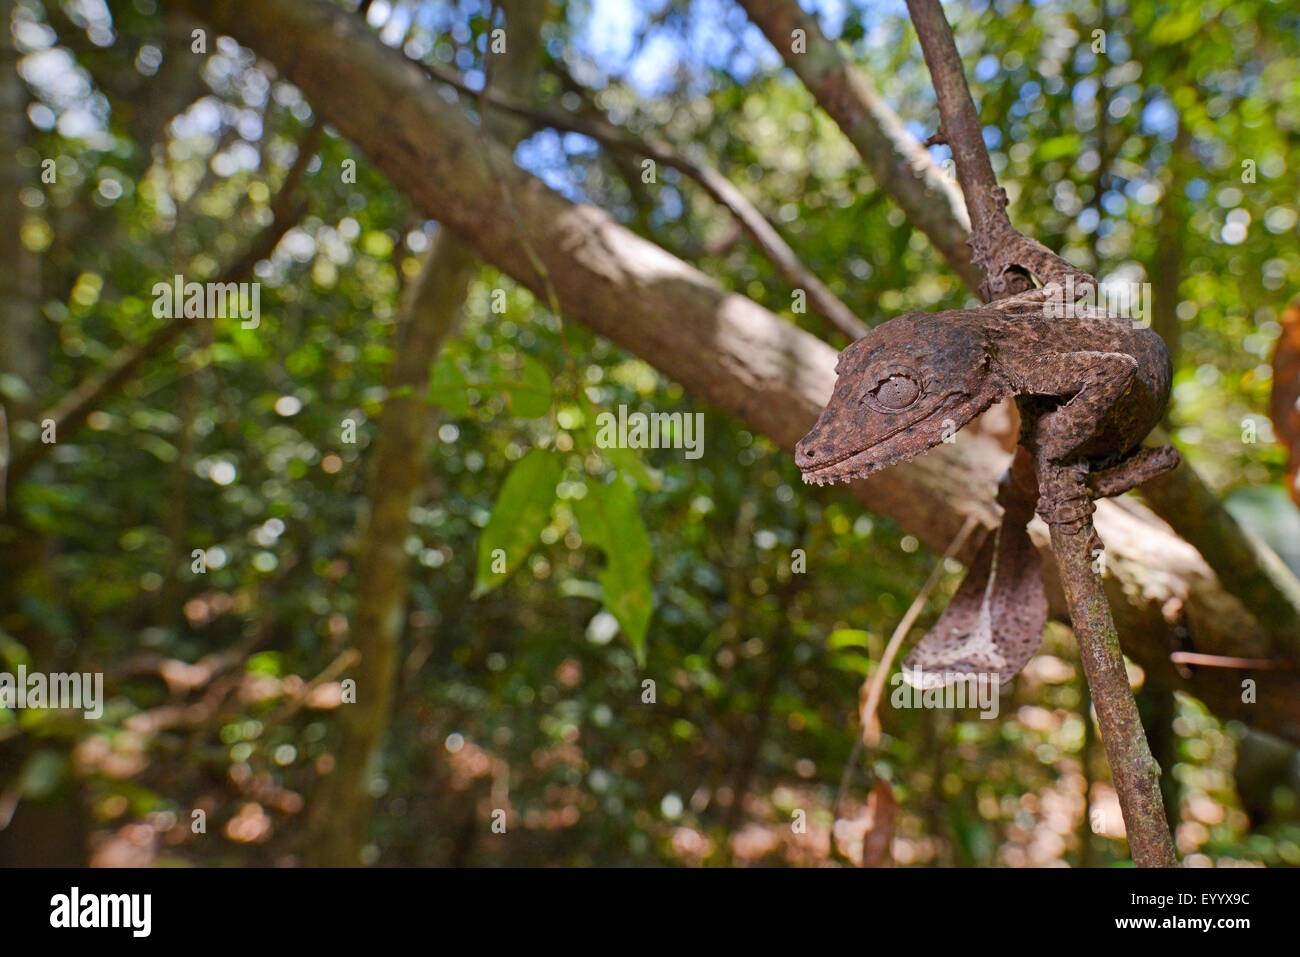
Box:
796 214 1179 689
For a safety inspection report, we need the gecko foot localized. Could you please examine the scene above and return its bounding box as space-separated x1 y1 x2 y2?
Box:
1088 445 1181 498
1036 459 1094 535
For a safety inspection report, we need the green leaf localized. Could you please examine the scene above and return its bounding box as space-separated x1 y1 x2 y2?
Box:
827 628 873 651
601 443 662 491
16 750 67 800
1035 134 1081 163
584 415 662 490
499 355 552 418
574 479 653 664
428 355 471 416
428 355 552 419
472 449 560 597
827 652 873 677
135 433 178 463
1148 10 1201 44
0 628 31 671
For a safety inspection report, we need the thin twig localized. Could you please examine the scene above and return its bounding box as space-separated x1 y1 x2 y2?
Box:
1168 652 1282 670
266 648 362 727
858 515 980 747
420 58 868 339
5 122 323 489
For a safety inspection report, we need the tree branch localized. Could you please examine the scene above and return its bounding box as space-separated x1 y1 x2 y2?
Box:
419 58 868 339
736 0 979 289
903 0 1011 242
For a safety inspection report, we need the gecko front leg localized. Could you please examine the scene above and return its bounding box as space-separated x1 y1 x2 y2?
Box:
1089 445 1181 498
1013 351 1140 463
1010 350 1143 532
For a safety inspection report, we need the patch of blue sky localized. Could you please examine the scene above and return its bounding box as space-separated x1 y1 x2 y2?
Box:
974 54 1000 83
515 130 597 203
1072 75 1100 105
576 0 872 95
1140 97 1179 142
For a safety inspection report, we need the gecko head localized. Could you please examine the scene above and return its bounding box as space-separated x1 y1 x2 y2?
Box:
796 311 1007 486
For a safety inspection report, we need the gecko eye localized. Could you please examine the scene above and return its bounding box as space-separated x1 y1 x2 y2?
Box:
867 373 921 412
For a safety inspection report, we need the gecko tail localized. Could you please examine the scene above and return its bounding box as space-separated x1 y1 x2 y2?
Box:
901 505 1048 691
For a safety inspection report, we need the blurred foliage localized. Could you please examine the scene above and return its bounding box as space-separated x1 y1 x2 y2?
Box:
1 0 1299 867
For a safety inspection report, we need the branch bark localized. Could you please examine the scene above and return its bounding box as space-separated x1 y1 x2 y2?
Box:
161 0 1300 753
736 0 979 289
1047 471 1178 866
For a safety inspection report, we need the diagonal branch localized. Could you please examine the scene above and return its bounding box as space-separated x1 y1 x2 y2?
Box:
423 58 868 336
420 59 867 339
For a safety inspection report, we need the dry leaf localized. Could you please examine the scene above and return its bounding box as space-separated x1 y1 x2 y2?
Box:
861 777 897 868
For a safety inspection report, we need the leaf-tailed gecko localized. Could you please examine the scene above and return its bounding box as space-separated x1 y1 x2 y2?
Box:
796 232 1178 688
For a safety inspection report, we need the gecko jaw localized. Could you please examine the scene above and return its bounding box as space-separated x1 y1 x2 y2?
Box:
798 391 988 488
798 408 958 486
799 455 885 487
797 438 919 487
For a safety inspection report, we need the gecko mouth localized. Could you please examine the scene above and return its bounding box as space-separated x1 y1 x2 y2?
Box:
798 440 912 486
797 404 957 486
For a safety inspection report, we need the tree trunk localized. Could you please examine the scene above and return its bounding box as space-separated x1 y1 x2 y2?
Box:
301 0 545 866
0 0 45 411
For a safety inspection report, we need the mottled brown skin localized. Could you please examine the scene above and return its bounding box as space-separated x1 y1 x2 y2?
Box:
796 302 1174 496
796 263 1179 687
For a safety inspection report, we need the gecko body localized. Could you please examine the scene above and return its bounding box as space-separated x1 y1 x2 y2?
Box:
796 258 1178 687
